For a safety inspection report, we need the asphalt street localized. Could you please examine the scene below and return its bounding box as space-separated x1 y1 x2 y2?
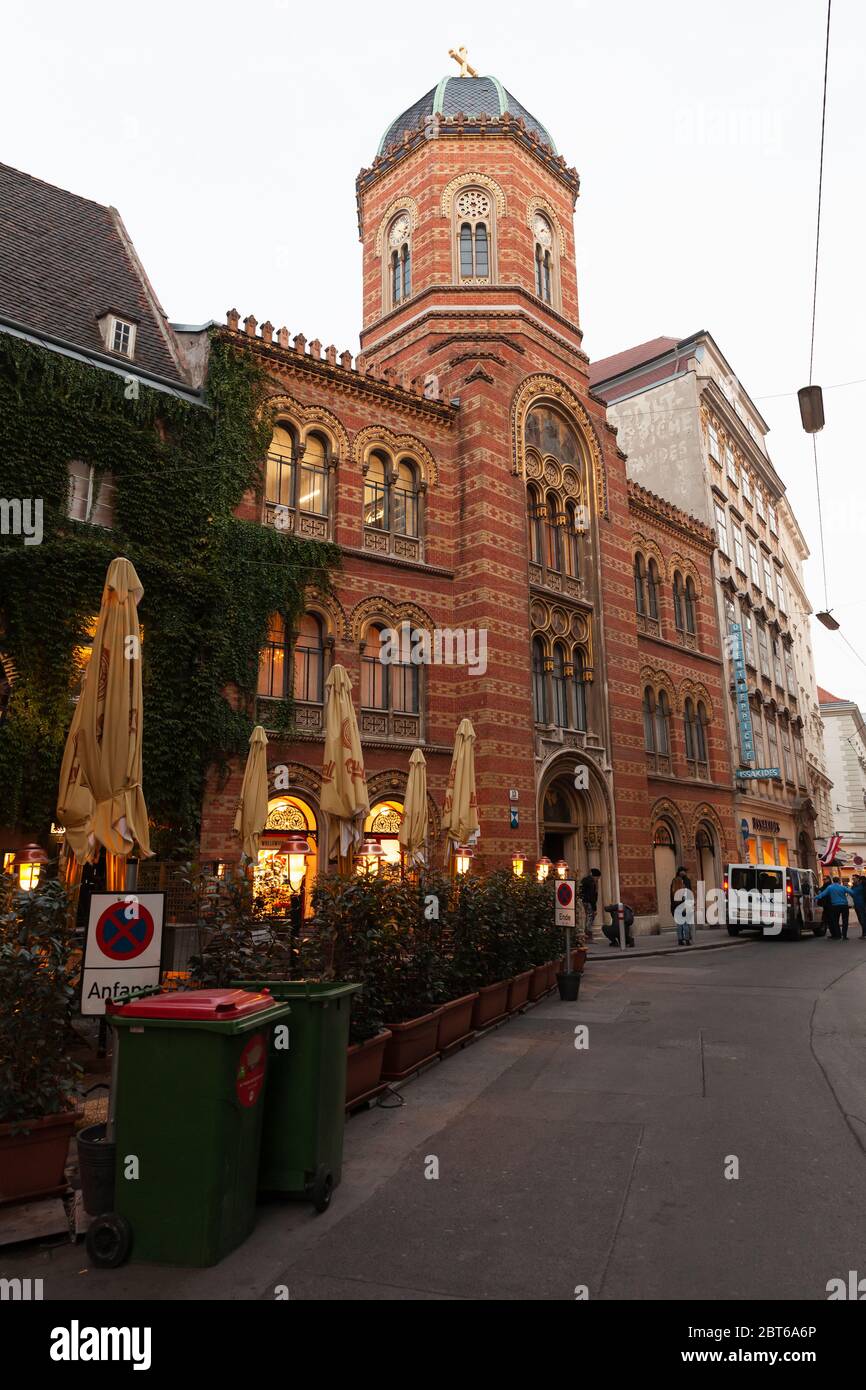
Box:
6 933 866 1301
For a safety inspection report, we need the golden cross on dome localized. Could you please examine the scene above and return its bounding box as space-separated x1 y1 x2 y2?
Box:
448 46 478 78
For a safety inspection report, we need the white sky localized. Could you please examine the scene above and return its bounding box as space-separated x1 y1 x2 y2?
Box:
6 0 865 708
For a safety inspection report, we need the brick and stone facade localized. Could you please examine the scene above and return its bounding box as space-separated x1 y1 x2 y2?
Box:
197 70 736 930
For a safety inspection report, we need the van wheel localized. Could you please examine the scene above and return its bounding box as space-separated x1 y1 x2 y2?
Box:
812 925 827 937
727 925 741 936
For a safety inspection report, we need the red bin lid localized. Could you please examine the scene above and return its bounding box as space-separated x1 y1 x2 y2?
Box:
107 988 275 1021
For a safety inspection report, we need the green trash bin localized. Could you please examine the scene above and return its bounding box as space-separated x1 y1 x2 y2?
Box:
103 988 292 1267
232 980 360 1212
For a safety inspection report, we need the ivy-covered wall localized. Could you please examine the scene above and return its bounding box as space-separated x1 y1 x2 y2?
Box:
0 332 338 851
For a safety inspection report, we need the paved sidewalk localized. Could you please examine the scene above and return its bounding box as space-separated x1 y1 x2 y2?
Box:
585 926 745 961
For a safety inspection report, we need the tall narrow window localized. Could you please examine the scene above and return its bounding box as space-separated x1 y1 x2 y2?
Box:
298 433 328 515
673 572 685 631
634 555 647 615
656 691 671 757
565 502 581 578
684 577 697 636
361 625 388 710
474 223 489 278
258 613 289 698
573 649 587 731
647 560 660 620
527 486 543 563
643 687 656 752
695 702 709 767
532 638 547 723
364 452 388 529
293 613 324 704
266 424 296 519
545 492 562 572
552 644 569 727
532 212 555 304
459 223 474 277
392 459 419 537
684 698 696 761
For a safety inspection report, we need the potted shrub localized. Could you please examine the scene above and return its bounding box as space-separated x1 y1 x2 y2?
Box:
0 872 80 1204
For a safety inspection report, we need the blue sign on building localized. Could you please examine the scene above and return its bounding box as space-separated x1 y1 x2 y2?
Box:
728 623 755 763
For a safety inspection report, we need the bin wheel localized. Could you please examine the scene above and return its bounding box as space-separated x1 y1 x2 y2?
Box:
311 1167 334 1214
726 925 741 936
86 1213 132 1268
813 925 827 937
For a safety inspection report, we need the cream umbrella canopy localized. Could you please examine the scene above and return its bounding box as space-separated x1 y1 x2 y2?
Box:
320 663 369 868
57 557 151 888
233 725 270 862
441 717 480 864
399 747 428 868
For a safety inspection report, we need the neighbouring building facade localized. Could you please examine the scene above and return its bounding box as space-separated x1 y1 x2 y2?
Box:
591 332 826 872
818 688 866 880
194 65 737 928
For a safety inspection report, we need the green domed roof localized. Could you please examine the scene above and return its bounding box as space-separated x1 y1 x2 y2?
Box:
377 75 556 156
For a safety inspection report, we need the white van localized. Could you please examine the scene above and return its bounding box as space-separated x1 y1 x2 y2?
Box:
724 865 822 939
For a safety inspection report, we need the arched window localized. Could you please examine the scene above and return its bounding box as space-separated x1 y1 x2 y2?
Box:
293 613 324 704
684 697 696 761
643 687 656 752
684 577 697 636
695 701 709 769
258 613 289 699
532 212 556 305
265 423 330 528
552 643 569 728
572 648 587 731
361 624 387 710
634 555 647 615
387 212 412 309
527 485 543 563
647 559 660 620
532 637 547 723
545 490 562 572
363 451 389 529
455 188 493 282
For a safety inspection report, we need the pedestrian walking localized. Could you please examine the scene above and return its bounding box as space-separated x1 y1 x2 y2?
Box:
850 874 866 939
816 876 854 940
602 902 636 948
579 867 601 942
670 865 694 945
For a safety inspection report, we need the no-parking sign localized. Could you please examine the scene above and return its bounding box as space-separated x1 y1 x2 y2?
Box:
81 892 165 1015
555 880 576 928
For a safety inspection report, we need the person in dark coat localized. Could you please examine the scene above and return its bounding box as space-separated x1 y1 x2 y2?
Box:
578 867 601 942
602 902 635 948
848 875 866 938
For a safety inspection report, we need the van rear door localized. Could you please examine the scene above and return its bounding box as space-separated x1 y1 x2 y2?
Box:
756 867 785 935
728 866 755 925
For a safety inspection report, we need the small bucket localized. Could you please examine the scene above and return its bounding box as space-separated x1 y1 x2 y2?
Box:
77 1123 116 1216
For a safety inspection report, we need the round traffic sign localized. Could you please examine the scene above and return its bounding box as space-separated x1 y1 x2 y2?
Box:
95 900 155 961
556 881 574 908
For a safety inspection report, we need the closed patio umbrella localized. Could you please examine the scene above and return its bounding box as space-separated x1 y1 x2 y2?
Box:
441 717 480 867
320 663 369 870
399 747 428 868
233 725 269 862
57 557 151 889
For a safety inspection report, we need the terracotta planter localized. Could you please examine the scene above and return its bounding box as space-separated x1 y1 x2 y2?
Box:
346 1029 392 1109
571 947 588 974
529 964 549 1001
472 980 510 1029
382 1009 442 1081
437 993 478 1053
0 1111 76 1205
507 970 534 1013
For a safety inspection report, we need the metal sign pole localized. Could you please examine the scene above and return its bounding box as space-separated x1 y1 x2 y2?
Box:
618 903 626 950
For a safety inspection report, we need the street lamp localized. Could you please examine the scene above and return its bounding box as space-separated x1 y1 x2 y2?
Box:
17 843 48 891
283 833 312 892
356 838 384 876
454 845 474 876
554 859 569 880
511 850 526 878
536 856 552 882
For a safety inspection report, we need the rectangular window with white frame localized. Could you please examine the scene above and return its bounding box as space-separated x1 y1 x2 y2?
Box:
707 422 720 462
756 490 766 522
768 504 778 535
748 539 761 588
733 524 746 573
741 472 752 505
67 460 115 527
776 571 787 613
714 501 730 556
763 553 774 599
725 446 738 486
